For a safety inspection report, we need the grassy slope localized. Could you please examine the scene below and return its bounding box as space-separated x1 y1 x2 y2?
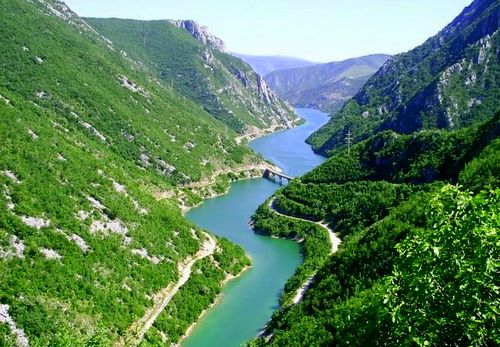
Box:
0 0 251 344
85 18 296 134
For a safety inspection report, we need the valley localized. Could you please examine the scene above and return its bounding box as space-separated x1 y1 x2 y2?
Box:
264 54 390 113
180 108 330 347
0 0 498 346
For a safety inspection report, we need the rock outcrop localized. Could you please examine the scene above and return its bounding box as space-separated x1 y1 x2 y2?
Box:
87 18 297 134
308 0 500 155
168 20 225 51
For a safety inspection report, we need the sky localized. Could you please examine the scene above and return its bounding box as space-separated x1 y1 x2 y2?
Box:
65 0 473 63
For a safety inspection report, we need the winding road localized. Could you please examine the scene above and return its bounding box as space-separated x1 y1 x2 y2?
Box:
268 198 341 254
267 198 341 304
117 232 217 347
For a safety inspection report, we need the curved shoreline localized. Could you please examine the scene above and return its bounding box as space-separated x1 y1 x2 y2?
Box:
266 197 341 305
179 161 283 214
268 198 341 254
175 264 251 346
170 108 327 346
117 233 217 347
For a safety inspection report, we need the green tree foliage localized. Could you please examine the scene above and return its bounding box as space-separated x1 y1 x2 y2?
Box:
84 18 296 133
250 1 499 344
0 0 252 344
386 186 499 346
141 238 250 345
252 110 499 345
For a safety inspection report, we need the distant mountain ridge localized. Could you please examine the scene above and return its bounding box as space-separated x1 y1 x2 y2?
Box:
85 18 297 134
265 54 391 113
308 0 499 155
231 53 318 76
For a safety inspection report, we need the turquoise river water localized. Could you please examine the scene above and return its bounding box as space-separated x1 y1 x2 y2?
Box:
182 108 329 347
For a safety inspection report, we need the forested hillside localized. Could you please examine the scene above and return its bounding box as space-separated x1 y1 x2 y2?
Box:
0 0 252 345
309 0 499 155
85 18 297 135
251 0 499 344
251 113 499 346
265 54 390 113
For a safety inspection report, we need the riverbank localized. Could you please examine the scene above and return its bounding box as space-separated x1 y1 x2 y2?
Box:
268 197 341 254
176 264 251 346
117 233 217 347
266 197 341 305
180 108 330 347
144 124 293 345
179 161 283 214
235 116 303 144
155 110 301 214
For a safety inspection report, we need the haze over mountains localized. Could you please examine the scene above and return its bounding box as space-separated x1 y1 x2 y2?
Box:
230 53 318 76
264 54 391 113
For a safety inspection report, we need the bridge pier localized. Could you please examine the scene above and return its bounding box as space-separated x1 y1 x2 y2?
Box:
263 169 293 185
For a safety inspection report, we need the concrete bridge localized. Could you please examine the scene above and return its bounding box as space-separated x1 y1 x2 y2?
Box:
263 169 294 184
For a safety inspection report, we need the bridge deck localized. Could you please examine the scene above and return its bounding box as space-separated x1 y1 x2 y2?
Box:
263 169 294 181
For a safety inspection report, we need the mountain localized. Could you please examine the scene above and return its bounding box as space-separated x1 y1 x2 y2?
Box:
308 0 499 155
251 114 499 346
231 53 318 76
0 0 260 345
250 1 500 345
85 18 297 135
264 54 390 113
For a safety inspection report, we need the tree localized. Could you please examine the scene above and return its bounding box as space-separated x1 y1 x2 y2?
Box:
386 185 499 346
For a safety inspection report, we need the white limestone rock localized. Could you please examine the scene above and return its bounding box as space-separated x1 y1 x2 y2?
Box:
0 304 29 347
168 20 225 51
2 171 21 184
86 196 105 210
68 234 91 253
0 235 25 259
20 215 50 230
0 94 12 107
80 121 107 142
40 247 63 260
131 248 161 264
28 129 38 140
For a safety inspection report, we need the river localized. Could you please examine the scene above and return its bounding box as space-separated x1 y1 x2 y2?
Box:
182 108 329 347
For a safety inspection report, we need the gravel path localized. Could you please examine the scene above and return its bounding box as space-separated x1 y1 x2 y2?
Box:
117 232 217 347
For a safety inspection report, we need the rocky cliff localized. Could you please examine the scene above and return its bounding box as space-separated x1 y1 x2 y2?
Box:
169 19 225 51
86 18 297 134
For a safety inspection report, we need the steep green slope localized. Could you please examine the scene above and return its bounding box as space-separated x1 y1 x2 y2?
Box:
231 53 318 76
251 113 499 346
0 0 251 345
309 0 499 155
251 2 500 343
265 54 390 113
85 18 297 134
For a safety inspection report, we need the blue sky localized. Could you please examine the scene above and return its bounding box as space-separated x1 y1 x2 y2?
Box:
65 0 473 62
